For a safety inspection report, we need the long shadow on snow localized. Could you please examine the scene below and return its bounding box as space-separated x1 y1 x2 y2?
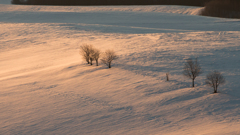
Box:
115 50 204 96
60 63 108 79
115 62 204 96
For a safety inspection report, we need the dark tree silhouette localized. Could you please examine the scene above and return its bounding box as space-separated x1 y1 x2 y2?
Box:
79 44 94 65
101 49 118 68
91 48 100 66
183 58 202 87
200 0 240 19
89 48 95 65
205 71 225 93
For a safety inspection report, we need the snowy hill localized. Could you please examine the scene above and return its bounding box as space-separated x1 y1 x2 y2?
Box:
0 2 240 135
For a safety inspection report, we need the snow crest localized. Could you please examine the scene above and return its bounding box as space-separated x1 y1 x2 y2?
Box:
0 4 202 15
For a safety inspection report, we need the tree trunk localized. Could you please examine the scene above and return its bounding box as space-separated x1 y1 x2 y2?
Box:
214 86 218 93
90 60 93 65
192 79 194 87
96 59 98 66
108 62 111 68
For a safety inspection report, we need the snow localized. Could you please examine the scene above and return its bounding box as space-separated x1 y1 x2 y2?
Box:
0 1 240 135
0 0 202 15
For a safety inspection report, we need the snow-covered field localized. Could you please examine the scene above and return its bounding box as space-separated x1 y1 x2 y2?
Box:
0 0 240 134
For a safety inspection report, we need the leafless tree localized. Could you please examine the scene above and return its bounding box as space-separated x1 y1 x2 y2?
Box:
89 48 95 65
90 48 101 66
79 44 94 65
183 58 202 87
205 71 225 93
101 49 118 68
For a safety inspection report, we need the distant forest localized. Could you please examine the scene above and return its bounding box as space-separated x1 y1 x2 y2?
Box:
200 0 240 18
12 0 213 6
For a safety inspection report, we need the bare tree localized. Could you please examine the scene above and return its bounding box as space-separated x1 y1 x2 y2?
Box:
101 49 118 68
183 58 202 87
89 48 95 65
79 44 94 65
205 71 225 93
90 48 100 66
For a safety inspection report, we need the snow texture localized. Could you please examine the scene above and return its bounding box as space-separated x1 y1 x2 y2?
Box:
0 1 240 135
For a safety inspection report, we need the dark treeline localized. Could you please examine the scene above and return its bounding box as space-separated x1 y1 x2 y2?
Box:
200 0 240 18
12 0 212 6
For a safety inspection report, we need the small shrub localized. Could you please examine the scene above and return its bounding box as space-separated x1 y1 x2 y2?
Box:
166 72 169 81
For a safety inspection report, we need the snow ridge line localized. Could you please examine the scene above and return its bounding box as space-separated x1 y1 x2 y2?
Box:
0 4 203 15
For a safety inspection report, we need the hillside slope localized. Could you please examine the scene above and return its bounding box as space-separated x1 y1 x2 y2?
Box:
0 3 240 135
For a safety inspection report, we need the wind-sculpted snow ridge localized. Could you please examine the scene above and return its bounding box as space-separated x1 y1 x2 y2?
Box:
0 4 203 15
